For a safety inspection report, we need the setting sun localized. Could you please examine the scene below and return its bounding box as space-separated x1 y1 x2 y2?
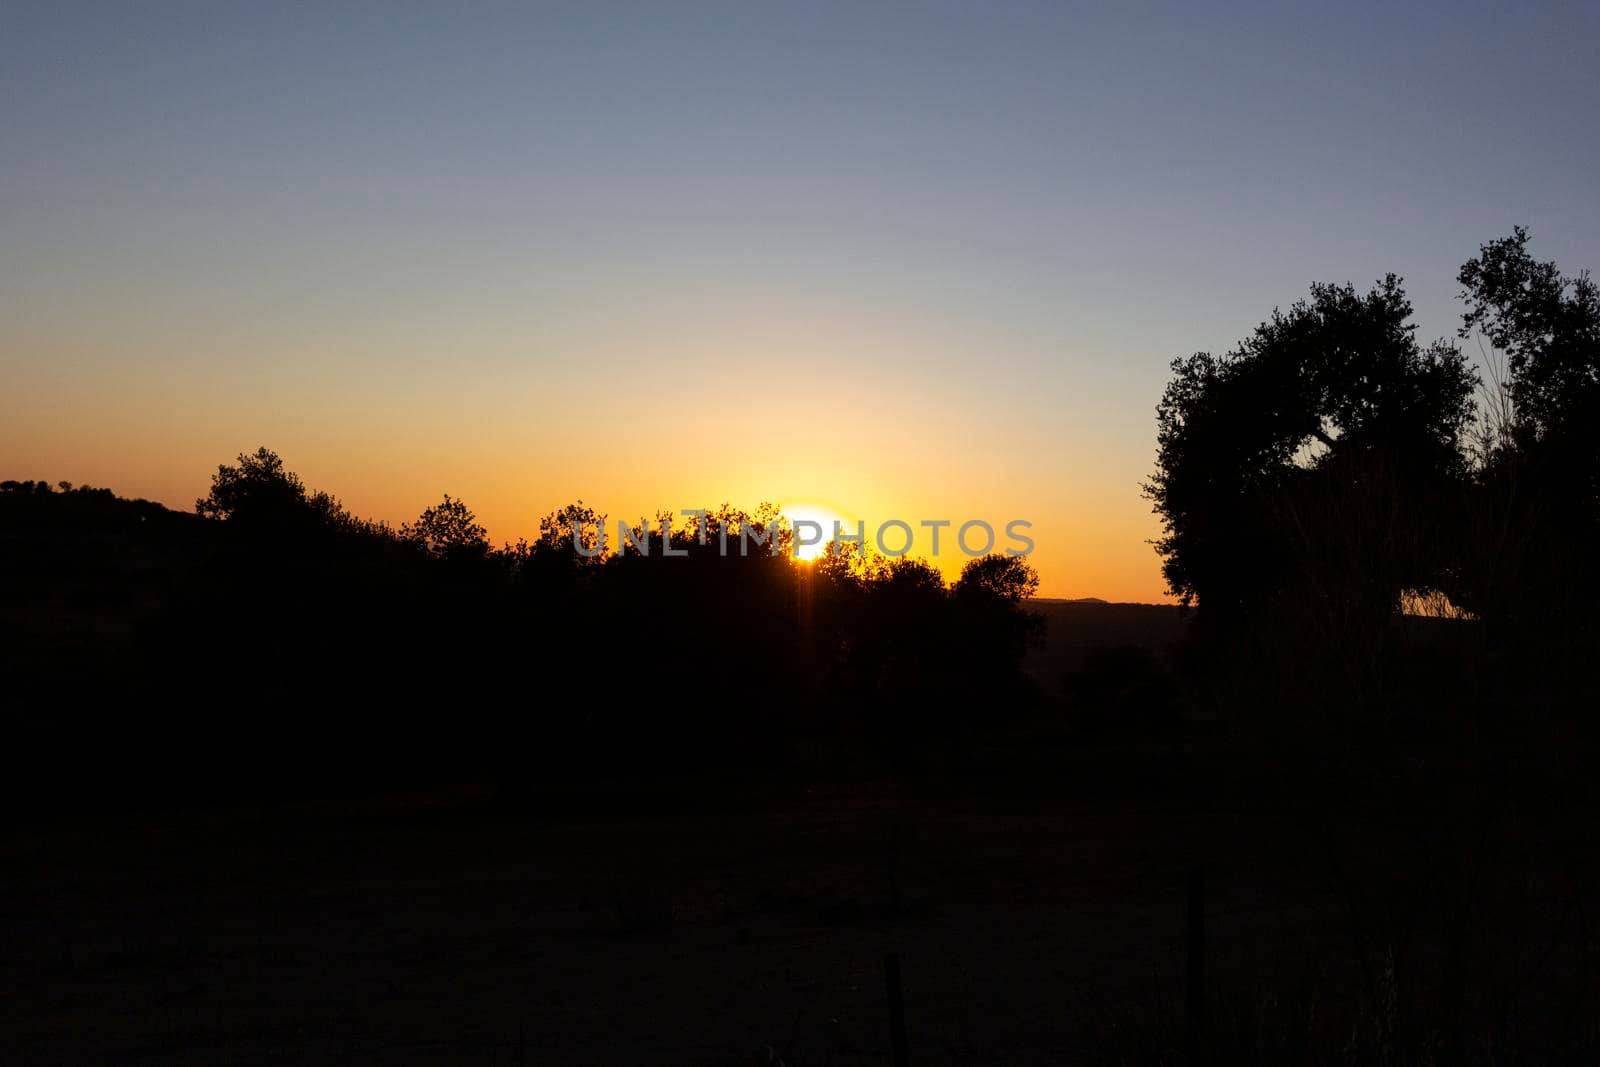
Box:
780 501 851 562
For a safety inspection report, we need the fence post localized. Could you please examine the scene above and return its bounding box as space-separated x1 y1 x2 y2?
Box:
1186 865 1205 1064
885 951 909 1067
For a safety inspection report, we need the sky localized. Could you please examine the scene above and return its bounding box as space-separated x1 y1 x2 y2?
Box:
4 1 1597 600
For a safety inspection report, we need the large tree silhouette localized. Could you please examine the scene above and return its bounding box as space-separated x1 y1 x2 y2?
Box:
1146 276 1476 619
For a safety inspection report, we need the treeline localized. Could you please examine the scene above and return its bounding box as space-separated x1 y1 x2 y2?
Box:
2 458 1041 806
10 227 1597 808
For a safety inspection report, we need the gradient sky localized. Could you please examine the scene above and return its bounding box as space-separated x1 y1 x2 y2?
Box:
4 1 1597 600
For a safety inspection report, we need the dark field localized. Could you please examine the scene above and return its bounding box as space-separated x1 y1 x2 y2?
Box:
6 602 1230 1065
10 757 1591 1065
7 766 1343 1065
6 598 1595 1064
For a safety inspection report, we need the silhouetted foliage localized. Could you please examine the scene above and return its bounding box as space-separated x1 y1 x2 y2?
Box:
401 493 489 561
6 456 1050 804
950 554 1045 711
195 446 371 538
1460 227 1600 459
1147 276 1476 619
1455 230 1600 623
953 552 1041 603
1140 232 1600 766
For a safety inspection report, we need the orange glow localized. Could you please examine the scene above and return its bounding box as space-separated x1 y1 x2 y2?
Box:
0 314 1176 602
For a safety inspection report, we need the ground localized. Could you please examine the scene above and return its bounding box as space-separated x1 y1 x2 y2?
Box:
5 756 1355 1065
11 602 1577 1063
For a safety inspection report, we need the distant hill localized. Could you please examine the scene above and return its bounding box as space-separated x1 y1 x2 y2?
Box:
1023 598 1189 684
0 480 209 660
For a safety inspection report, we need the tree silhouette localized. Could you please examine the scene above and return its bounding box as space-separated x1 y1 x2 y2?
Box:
950 553 1045 712
1460 227 1600 456
953 552 1041 603
401 493 489 560
195 446 309 522
195 446 362 538
1456 230 1600 636
1146 276 1476 618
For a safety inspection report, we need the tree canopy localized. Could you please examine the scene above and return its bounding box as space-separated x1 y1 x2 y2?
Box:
1146 276 1476 614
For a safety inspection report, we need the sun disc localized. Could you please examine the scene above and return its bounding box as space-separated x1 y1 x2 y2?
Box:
780 501 850 562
